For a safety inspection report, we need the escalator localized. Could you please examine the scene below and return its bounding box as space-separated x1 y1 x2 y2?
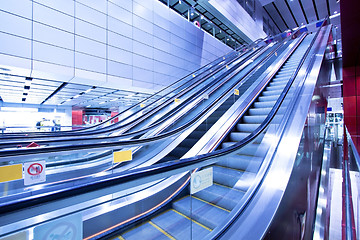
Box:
112 33 315 240
0 22 332 240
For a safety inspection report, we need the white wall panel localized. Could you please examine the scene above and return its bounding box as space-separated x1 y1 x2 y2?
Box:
33 22 74 50
75 52 106 73
108 2 132 25
133 28 153 47
33 42 73 67
108 17 132 39
133 15 153 35
0 12 32 39
0 32 31 58
107 60 132 79
75 36 106 58
75 2 106 28
32 61 74 80
153 25 170 42
34 0 74 16
107 46 132 66
0 0 32 19
133 67 154 83
133 54 153 71
76 0 107 14
133 41 154 60
108 0 132 12
33 3 74 33
133 2 153 22
108 32 132 52
75 19 106 43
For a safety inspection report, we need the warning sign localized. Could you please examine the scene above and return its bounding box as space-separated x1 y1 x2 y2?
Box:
24 161 46 186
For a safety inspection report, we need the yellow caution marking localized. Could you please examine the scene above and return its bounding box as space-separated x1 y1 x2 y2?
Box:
226 65 229 69
192 74 195 77
140 103 145 108
113 150 132 163
174 98 181 103
0 164 22 183
223 57 225 60
171 209 212 231
191 196 231 212
109 236 124 240
234 89 239 95
149 221 175 240
275 52 277 56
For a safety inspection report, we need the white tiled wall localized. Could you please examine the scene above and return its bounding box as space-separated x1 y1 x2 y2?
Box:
0 0 232 94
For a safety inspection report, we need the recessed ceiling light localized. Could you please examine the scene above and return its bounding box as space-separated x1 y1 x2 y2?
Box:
334 11 337 14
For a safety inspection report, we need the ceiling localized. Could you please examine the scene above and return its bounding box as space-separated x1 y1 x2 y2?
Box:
0 0 342 110
261 0 340 34
0 73 151 110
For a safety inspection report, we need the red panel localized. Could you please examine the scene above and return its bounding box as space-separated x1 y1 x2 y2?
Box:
343 76 356 97
357 75 360 96
111 112 119 123
343 96 357 136
72 110 84 126
343 67 356 78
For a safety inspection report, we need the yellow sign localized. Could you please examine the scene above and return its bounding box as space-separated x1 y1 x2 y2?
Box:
0 164 22 183
113 150 132 163
140 103 145 108
234 89 239 95
192 74 195 77
226 65 229 69
175 98 181 103
223 57 225 60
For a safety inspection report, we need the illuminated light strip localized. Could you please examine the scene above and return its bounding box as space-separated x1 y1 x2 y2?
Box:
83 175 191 240
191 196 231 212
213 182 246 193
171 209 212 231
149 221 175 240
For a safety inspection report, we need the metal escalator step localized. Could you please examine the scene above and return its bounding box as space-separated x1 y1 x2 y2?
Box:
269 81 287 87
121 222 170 240
242 115 267 124
237 143 268 157
262 89 283 96
151 209 210 240
212 165 256 192
194 184 245 211
172 196 229 230
258 95 279 102
254 100 276 108
236 123 260 132
266 84 286 91
217 154 263 173
248 107 272 115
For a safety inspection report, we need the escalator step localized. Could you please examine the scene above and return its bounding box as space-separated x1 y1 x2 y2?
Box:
248 107 272 115
194 184 245 211
236 123 260 132
173 196 229 230
217 154 263 173
151 209 211 240
253 100 276 108
242 115 267 124
258 95 279 102
213 165 257 192
121 222 170 240
262 89 283 96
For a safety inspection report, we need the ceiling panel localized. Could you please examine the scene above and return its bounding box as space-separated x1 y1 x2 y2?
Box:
328 0 340 15
264 4 287 32
302 0 318 23
275 0 297 29
315 0 328 19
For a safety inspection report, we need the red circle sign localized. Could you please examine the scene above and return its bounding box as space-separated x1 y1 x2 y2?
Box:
27 163 43 176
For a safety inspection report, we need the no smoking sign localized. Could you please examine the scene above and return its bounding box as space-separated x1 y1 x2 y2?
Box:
24 161 46 185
